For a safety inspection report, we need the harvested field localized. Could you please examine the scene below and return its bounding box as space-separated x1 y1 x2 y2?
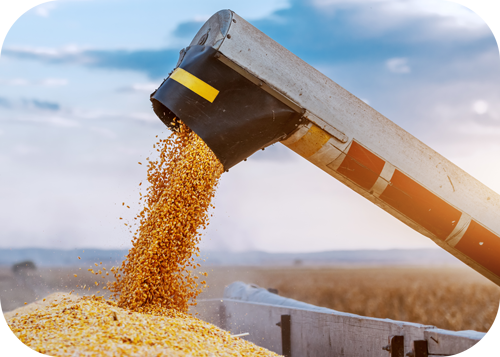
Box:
2 264 499 333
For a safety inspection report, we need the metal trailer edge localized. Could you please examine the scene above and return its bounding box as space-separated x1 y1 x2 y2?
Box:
189 282 484 357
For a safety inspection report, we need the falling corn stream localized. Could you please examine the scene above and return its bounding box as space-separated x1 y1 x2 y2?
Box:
109 121 223 314
6 121 280 356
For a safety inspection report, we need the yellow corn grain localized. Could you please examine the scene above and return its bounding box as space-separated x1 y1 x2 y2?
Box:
110 122 223 314
7 296 279 356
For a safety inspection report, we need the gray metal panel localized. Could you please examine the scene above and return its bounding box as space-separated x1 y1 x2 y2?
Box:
191 298 484 357
192 299 432 357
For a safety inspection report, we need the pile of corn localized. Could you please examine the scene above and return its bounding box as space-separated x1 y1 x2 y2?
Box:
110 121 224 314
7 294 279 357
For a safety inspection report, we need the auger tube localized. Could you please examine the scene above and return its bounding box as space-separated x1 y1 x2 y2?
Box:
151 9 500 286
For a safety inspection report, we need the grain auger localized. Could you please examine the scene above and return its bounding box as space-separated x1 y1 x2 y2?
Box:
151 9 500 286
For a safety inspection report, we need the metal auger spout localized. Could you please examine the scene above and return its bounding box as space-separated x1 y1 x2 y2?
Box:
150 11 301 170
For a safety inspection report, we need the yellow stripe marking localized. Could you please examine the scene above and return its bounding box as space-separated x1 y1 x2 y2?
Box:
170 68 219 103
287 125 331 158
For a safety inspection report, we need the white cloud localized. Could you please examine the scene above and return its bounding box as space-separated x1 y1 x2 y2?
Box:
0 0 87 16
46 116 80 127
4 45 94 64
72 108 117 119
0 78 68 87
455 121 500 137
131 83 157 92
473 100 489 115
39 78 69 87
9 112 82 128
90 126 117 139
386 57 411 73
2 78 29 85
312 0 486 29
384 0 486 29
129 112 158 123
192 15 210 22
451 146 500 193
52 108 162 125
14 144 41 156
118 83 158 93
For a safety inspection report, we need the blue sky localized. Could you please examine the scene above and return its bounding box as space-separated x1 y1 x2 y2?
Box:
0 0 499 252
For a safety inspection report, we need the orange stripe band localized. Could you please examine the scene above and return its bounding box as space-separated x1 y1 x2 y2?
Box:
337 141 385 190
455 220 500 276
379 170 462 240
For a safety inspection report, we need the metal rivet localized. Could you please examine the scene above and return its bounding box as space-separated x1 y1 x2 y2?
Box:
214 53 220 59
232 19 236 23
227 34 231 39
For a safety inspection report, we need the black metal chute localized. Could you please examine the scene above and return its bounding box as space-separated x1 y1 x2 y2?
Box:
150 45 301 170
